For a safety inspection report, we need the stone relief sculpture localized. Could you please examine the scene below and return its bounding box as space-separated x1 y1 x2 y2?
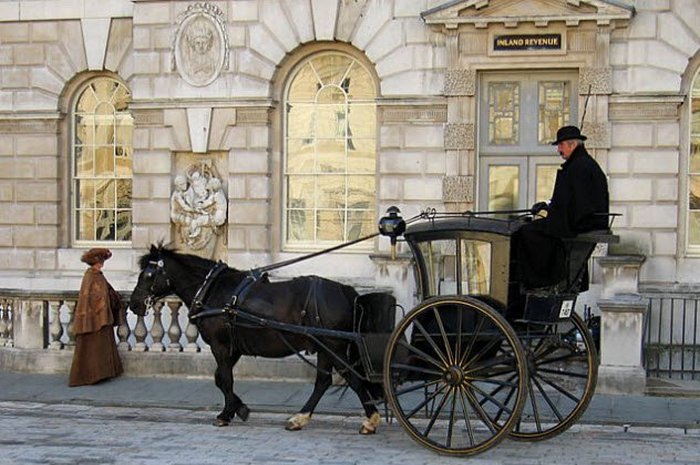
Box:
172 2 229 87
170 162 227 253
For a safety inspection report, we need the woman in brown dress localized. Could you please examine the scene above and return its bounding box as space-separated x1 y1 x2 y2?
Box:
68 248 124 387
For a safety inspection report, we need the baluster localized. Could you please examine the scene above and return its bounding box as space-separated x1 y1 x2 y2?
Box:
0 300 7 347
183 317 200 353
167 301 183 352
133 311 149 352
117 305 131 351
48 300 64 350
150 301 165 352
6 300 14 347
65 300 76 348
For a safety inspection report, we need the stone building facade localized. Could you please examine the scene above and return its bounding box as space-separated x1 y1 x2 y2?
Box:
0 0 699 318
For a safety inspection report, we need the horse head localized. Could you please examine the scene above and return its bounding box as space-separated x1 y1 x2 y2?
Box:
130 244 176 316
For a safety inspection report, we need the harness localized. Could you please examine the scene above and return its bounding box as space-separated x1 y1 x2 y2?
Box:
188 265 267 321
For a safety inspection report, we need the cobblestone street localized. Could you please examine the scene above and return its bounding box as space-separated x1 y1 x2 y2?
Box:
1 401 699 465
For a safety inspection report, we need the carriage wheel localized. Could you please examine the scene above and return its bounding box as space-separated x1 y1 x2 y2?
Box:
383 296 527 456
508 313 598 441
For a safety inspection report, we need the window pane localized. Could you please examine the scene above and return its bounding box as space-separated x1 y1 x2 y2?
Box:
536 165 558 202
73 77 132 244
488 82 519 145
689 212 700 245
461 239 491 295
317 210 344 241
418 240 456 296
284 53 376 246
488 165 519 211
538 81 570 144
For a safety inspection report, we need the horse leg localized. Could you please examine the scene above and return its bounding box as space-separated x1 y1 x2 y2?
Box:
286 353 334 431
332 357 381 435
212 350 249 426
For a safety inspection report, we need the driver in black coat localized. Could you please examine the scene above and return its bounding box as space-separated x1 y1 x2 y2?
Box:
513 125 609 289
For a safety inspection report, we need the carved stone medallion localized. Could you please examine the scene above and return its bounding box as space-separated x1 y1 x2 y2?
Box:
172 3 229 87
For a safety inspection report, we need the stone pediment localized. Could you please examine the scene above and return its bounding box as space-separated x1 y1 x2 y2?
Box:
422 0 634 28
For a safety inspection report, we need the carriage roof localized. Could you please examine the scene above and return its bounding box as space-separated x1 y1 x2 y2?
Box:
403 215 521 240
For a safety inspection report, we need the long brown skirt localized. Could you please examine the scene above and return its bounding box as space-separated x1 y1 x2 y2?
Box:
68 325 123 387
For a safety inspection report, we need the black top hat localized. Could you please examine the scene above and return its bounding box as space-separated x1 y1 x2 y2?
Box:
551 125 587 145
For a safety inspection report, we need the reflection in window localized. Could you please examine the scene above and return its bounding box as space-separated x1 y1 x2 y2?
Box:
689 71 700 247
73 78 132 243
538 81 570 144
536 164 558 202
488 82 519 145
416 239 491 297
488 165 519 211
285 52 376 247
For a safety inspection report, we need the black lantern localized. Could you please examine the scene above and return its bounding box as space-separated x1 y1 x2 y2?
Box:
378 206 405 259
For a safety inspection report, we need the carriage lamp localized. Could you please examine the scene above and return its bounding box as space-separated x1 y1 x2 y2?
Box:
378 206 405 260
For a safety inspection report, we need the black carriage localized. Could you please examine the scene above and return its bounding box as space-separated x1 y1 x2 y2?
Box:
131 206 618 457
375 209 618 455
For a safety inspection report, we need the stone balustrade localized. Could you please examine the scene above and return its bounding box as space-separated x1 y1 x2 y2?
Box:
0 290 315 380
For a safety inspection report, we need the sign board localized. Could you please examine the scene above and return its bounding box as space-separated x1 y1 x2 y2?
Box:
493 34 562 52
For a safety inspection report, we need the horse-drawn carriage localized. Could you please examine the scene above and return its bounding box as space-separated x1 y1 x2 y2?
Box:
130 207 618 456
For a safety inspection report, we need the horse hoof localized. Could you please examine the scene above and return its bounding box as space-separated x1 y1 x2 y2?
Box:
359 425 377 435
285 422 303 431
285 412 311 431
213 418 230 427
236 405 250 422
359 412 381 435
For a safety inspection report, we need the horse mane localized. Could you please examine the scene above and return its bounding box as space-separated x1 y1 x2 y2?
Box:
138 242 242 276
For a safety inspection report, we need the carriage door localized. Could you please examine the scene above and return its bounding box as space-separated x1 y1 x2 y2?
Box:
478 71 578 212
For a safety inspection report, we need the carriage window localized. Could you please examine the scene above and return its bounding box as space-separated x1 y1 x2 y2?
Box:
72 77 133 244
284 52 377 249
417 239 491 297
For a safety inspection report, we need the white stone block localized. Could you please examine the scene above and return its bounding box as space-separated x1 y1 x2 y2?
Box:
84 0 133 19
133 201 170 224
612 124 653 147
380 125 401 148
311 0 338 41
656 123 680 147
630 204 677 228
609 42 627 67
611 68 628 94
58 20 87 72
635 0 670 10
282 0 313 44
395 1 423 17
653 231 677 255
230 0 258 22
425 150 447 174
655 177 678 201
249 24 286 65
403 177 442 201
81 18 110 70
0 2 19 21
630 150 678 174
381 70 443 96
235 200 269 225
260 0 297 51
658 12 700 57
639 256 676 282
627 12 656 38
186 107 213 153
376 46 413 77
609 177 652 202
351 0 392 50
405 17 430 44
628 67 681 93
404 125 443 148
132 51 160 74
365 20 403 62
133 150 171 174
380 151 424 173
13 90 57 111
247 175 270 199
230 150 268 174
674 0 700 38
607 150 630 174
248 126 269 149
379 177 401 199
133 2 168 25
228 176 246 199
647 41 691 74
237 49 276 80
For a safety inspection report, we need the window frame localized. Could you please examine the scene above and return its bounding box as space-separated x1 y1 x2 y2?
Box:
70 76 133 247
685 67 700 255
281 51 378 252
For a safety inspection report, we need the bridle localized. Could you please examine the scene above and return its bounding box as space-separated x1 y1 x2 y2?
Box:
141 258 172 309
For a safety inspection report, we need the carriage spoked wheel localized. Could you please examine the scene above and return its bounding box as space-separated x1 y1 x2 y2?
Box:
506 313 598 441
383 296 528 456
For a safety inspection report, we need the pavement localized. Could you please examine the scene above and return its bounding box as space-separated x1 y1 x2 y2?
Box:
1 371 700 429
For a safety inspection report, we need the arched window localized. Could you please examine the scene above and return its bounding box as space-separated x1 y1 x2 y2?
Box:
72 77 133 244
283 52 377 249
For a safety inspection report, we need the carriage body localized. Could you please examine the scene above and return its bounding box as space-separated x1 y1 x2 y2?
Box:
380 212 619 455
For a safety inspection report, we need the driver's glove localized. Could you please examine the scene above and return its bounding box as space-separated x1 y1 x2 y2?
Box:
531 201 550 215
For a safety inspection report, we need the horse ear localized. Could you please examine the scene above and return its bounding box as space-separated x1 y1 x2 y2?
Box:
150 243 158 254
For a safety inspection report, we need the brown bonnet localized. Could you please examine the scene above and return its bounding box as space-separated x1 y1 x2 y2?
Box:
80 248 112 266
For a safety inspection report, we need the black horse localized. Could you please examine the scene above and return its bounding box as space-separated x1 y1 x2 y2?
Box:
130 244 384 433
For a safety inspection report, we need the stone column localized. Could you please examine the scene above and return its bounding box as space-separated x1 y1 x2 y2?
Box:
596 255 647 394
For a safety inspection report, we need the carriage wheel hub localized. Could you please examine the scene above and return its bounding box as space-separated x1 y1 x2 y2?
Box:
444 365 464 386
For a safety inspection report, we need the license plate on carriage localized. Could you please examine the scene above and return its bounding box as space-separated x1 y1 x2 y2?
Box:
559 300 574 319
